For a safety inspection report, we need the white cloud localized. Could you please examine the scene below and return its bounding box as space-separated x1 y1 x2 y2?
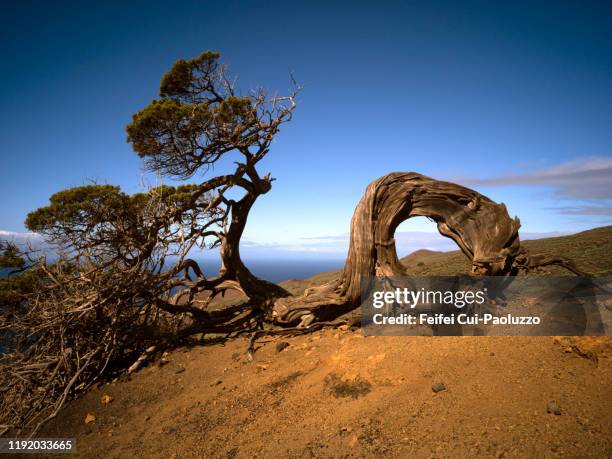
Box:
0 230 45 245
460 156 612 201
544 205 612 216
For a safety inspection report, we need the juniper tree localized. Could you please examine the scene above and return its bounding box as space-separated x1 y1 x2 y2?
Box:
1 52 300 435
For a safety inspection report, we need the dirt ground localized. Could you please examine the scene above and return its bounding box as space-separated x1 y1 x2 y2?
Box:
41 332 611 458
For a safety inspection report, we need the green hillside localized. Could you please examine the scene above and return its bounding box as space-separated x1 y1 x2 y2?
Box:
400 226 612 277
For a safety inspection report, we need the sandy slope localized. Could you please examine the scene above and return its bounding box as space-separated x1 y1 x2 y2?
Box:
42 332 611 458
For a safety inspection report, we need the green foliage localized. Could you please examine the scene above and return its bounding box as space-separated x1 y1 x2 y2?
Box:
147 184 200 206
26 184 200 233
130 184 201 215
0 268 43 310
126 51 264 178
0 241 41 311
126 99 214 160
23 183 207 260
25 185 128 234
0 242 25 269
216 96 254 125
159 51 221 99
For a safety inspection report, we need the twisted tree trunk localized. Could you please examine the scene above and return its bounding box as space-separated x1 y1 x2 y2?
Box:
272 172 524 325
219 188 290 302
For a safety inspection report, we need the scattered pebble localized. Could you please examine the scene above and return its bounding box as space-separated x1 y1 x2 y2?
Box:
547 401 562 415
84 413 96 424
431 383 446 393
175 367 186 374
101 394 113 405
276 341 290 353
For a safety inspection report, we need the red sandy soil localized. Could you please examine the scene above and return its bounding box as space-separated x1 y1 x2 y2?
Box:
42 333 611 458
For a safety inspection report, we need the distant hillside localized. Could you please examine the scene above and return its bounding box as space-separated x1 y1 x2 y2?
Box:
400 249 442 264
400 226 612 277
520 226 612 276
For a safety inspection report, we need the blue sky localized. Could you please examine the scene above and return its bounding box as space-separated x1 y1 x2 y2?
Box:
1 0 611 259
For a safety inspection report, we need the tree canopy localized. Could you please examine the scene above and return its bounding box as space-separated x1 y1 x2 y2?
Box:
127 51 296 179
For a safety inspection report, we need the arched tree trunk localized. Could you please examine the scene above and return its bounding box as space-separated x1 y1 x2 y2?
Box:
272 172 524 325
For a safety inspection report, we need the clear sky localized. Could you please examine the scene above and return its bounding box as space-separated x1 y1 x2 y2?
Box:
1 0 611 258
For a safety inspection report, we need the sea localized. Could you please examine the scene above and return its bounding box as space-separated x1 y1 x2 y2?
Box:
1 258 345 283
194 258 344 283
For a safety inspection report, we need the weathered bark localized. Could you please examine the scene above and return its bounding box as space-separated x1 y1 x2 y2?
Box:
219 184 290 302
273 172 525 325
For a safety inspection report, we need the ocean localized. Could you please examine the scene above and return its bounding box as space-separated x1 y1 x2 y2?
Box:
1 259 345 283
196 258 345 283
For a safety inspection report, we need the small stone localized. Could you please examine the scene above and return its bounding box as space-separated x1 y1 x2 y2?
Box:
84 413 96 424
175 367 186 374
431 383 446 393
145 415 151 421
547 401 561 415
100 394 113 405
276 341 290 353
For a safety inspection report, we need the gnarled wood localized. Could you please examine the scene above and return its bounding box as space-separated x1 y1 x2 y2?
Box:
273 172 526 324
